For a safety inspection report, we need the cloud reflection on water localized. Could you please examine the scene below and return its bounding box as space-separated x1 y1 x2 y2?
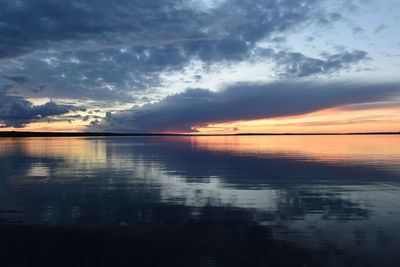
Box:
0 135 400 265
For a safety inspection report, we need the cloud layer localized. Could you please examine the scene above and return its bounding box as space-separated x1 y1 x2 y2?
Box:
0 0 331 59
0 86 76 127
96 81 400 132
0 0 211 59
0 0 345 102
271 50 368 78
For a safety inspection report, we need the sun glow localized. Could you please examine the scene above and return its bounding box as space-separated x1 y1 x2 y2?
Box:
191 106 400 134
2 102 400 134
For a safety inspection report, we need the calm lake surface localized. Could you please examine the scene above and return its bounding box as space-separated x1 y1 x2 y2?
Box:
1 135 400 266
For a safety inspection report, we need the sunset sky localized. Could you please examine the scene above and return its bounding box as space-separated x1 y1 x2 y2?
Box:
0 0 399 133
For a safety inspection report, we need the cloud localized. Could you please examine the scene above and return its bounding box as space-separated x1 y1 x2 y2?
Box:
0 46 369 102
0 0 342 102
352 27 364 34
94 81 400 132
374 24 387 34
0 0 330 60
270 50 369 78
0 0 387 133
2 75 30 84
0 0 213 60
0 88 76 127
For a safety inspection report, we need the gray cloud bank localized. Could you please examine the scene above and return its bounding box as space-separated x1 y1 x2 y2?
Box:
0 0 348 102
95 81 400 132
0 0 210 59
0 87 76 127
0 0 329 59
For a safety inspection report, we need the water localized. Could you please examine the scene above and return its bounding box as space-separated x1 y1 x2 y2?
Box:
1 135 400 266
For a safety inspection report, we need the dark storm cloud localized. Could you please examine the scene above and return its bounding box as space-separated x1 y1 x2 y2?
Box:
95 81 400 132
0 0 328 60
1 46 368 101
174 0 344 64
0 0 343 102
177 0 318 62
0 89 76 127
0 0 210 59
0 0 209 100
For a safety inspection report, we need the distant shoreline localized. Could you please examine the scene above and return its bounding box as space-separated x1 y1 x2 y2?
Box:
0 131 399 138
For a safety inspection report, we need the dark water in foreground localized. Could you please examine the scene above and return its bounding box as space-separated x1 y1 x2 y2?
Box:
1 135 400 267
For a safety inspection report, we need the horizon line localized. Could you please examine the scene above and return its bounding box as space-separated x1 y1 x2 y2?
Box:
0 131 399 138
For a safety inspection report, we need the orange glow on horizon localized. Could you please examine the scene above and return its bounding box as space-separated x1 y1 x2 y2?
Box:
0 121 87 132
189 106 400 134
1 106 399 134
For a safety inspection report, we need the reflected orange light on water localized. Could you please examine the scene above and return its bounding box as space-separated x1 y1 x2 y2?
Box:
1 135 400 186
0 137 108 163
176 135 400 170
2 135 400 169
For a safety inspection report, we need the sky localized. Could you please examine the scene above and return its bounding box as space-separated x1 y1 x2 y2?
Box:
0 0 399 133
